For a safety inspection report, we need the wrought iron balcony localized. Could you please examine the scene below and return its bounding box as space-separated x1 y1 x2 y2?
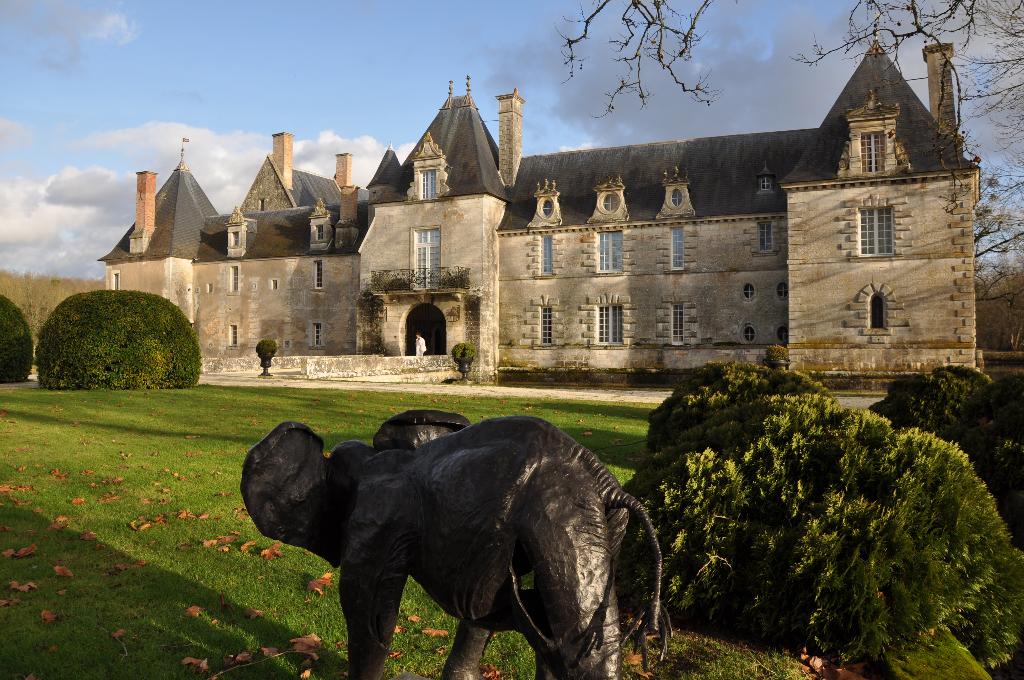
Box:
369 266 471 293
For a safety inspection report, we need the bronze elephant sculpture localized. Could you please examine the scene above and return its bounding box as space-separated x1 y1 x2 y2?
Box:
241 411 667 679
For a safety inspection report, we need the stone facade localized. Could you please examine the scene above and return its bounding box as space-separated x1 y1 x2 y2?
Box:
101 46 979 378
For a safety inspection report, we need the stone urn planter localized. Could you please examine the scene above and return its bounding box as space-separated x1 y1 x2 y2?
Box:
763 344 790 370
451 342 477 381
255 338 278 378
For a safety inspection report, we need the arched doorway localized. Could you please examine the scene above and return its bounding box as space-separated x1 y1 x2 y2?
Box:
405 303 446 356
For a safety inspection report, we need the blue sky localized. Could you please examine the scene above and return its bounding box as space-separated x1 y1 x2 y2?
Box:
0 0 948 277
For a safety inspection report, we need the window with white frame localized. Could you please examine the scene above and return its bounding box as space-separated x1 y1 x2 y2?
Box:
758 175 773 191
541 307 553 345
758 222 774 251
229 324 238 347
598 305 623 344
861 132 886 173
542 235 554 275
312 321 323 347
860 207 894 256
206 283 213 293
112 271 120 290
415 228 441 286
314 260 324 289
422 169 438 200
598 231 623 272
672 304 685 344
230 265 240 293
316 224 324 241
671 227 684 269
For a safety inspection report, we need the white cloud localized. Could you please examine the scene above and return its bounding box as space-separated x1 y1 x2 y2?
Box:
0 118 32 151
86 11 138 45
0 123 414 277
0 0 138 69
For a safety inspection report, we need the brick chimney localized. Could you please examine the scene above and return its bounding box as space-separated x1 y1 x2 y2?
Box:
129 170 156 254
923 43 956 131
496 88 524 186
335 153 353 189
272 132 293 191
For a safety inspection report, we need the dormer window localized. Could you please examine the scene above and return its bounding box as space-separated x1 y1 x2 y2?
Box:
670 188 683 207
422 169 438 200
588 176 628 224
226 206 251 258
758 175 773 191
231 231 240 247
657 167 695 219
316 224 324 241
407 132 449 201
861 132 886 173
309 198 332 252
528 179 561 228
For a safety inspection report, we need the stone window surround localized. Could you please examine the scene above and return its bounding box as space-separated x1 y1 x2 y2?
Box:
110 270 121 291
410 226 442 275
742 282 755 301
596 230 624 274
859 206 895 257
406 132 450 201
587 177 629 224
313 260 324 290
580 293 635 347
527 232 566 278
741 322 757 343
849 282 908 340
836 195 910 260
227 264 241 295
657 294 697 346
311 320 324 348
528 179 562 228
524 295 563 348
228 323 239 348
657 167 695 220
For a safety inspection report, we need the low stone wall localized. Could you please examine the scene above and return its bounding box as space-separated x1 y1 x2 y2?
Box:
202 354 458 381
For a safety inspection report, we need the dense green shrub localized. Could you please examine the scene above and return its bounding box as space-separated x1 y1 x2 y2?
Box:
0 294 32 382
255 339 278 359
882 629 991 680
36 291 200 390
625 392 1024 665
451 342 476 361
646 362 826 454
871 366 991 437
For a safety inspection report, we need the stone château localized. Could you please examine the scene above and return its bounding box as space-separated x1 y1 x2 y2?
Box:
101 44 979 379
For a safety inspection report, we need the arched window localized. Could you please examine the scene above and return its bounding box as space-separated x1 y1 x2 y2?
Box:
870 293 886 329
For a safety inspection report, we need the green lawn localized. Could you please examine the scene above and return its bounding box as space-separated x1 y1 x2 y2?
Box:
0 385 802 679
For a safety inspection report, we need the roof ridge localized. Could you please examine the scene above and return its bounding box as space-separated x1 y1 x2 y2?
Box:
523 129 820 160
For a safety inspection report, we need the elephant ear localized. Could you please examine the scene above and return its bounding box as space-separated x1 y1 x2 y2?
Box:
241 421 343 566
372 409 471 451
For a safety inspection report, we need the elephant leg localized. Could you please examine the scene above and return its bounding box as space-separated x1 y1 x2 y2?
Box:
515 483 622 679
340 569 408 680
534 653 558 680
441 621 491 680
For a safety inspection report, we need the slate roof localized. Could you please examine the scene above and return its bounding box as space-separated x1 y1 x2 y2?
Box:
194 194 369 263
100 165 219 262
784 49 968 183
368 94 506 202
498 129 816 232
291 168 342 207
368 148 402 189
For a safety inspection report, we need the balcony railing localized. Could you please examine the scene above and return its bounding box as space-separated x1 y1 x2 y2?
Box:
369 266 471 293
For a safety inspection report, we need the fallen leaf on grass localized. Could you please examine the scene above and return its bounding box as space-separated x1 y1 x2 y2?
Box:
289 633 322 659
71 498 85 506
49 516 69 529
306 572 333 596
181 657 208 673
394 625 405 634
10 581 37 592
239 540 256 554
79 531 97 541
260 646 279 656
407 614 421 622
482 664 503 680
388 650 403 659
244 608 262 619
299 670 312 679
111 629 125 639
40 609 57 623
581 430 593 436
98 492 120 504
260 543 283 560
185 605 203 617
53 565 73 577
0 598 20 606
422 628 449 637
49 469 67 480
226 650 253 665
4 544 36 558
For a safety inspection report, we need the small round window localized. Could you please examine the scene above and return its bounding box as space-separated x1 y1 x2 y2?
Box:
602 192 620 212
541 199 554 218
670 188 683 207
776 281 788 299
742 324 756 342
777 325 789 343
743 283 755 299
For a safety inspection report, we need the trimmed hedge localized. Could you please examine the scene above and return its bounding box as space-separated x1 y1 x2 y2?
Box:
625 391 1024 665
0 294 33 382
646 361 827 454
36 291 200 390
870 366 991 438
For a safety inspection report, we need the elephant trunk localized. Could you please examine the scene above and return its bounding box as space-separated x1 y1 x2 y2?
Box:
568 442 669 666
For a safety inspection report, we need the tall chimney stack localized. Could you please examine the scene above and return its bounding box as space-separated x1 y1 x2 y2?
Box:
335 153 353 189
272 132 293 191
923 43 956 131
496 88 525 186
129 170 157 253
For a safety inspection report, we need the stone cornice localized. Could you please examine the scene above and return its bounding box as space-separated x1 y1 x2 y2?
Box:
498 212 788 237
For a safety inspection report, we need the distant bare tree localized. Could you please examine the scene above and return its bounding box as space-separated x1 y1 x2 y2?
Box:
0 270 102 339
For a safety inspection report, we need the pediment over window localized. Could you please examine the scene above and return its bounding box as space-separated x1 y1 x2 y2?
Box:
587 176 628 224
309 198 332 252
406 132 450 201
528 178 562 228
838 89 910 178
226 206 256 258
657 167 694 219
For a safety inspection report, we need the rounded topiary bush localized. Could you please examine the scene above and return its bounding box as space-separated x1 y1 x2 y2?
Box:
36 290 200 390
871 366 991 438
451 342 476 361
256 338 278 359
0 294 33 383
646 361 827 454
624 392 1024 666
